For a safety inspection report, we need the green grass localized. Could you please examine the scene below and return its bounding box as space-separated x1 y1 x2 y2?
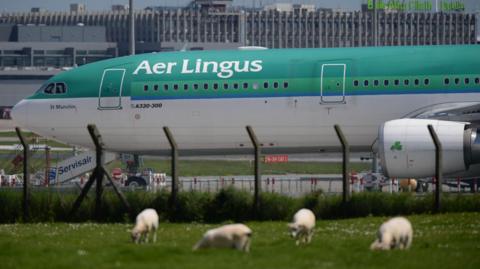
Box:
106 159 371 176
0 213 478 269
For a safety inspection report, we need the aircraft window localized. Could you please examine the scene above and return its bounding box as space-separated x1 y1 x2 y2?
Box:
384 80 389 86
183 84 188 90
273 82 279 89
213 83 218 90
243 82 248 89
44 84 55 94
454 78 460 85
363 80 369 86
465 78 470 84
253 82 259 90
475 78 480 84
143 85 148 91
394 79 399 86
54 83 67 94
173 84 179 90
154 85 159 91
444 78 450 85
424 79 430 85
353 80 359 87
223 83 229 90
263 82 269 88
164 84 169 91
193 84 199 90
373 80 379 86
283 82 288 88
233 83 239 89
404 79 409 86
414 79 419 86
203 83 208 90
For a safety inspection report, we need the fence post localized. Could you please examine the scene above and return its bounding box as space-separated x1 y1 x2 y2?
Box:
163 127 179 210
427 124 442 213
15 127 30 222
334 124 350 203
70 124 131 220
246 125 261 217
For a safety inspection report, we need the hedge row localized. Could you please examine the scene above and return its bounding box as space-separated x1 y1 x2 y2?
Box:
0 188 479 223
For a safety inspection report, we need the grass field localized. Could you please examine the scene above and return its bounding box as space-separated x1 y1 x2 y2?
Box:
0 212 479 269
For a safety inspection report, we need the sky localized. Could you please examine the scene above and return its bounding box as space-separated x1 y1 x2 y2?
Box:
0 0 479 13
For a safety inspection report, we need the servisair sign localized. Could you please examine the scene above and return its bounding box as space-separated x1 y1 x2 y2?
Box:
50 151 116 183
133 59 263 79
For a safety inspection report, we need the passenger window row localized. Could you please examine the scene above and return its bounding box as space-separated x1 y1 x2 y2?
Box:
353 78 430 87
143 81 289 92
444 77 480 85
353 77 480 88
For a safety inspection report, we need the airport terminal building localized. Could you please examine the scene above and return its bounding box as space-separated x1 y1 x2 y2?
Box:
0 1 477 56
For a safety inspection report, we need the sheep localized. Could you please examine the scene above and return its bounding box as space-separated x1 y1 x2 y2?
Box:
193 224 252 252
131 208 159 244
288 208 316 245
370 216 413 250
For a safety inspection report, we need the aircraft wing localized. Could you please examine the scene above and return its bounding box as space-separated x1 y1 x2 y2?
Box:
404 102 480 124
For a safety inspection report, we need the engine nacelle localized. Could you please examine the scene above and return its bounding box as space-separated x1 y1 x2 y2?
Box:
378 119 480 178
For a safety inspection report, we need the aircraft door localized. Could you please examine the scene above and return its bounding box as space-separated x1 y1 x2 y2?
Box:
98 68 125 109
320 63 346 103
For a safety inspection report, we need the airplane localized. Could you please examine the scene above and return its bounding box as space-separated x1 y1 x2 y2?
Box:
10 45 480 179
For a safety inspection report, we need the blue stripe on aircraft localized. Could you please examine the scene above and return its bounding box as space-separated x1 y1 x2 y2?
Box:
131 88 480 101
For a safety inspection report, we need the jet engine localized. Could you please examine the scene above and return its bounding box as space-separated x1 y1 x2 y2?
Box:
378 119 480 178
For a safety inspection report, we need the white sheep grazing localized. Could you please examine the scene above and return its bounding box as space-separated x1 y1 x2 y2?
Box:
193 224 252 252
288 208 316 245
370 216 413 250
131 208 159 244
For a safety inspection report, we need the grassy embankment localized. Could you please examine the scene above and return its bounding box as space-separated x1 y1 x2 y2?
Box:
0 212 478 269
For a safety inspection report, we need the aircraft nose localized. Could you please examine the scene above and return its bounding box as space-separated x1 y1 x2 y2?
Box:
11 100 28 128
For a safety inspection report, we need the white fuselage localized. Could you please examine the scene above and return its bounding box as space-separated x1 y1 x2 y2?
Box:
13 92 476 155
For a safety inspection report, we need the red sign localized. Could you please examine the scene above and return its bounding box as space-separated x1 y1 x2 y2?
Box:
264 155 289 163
